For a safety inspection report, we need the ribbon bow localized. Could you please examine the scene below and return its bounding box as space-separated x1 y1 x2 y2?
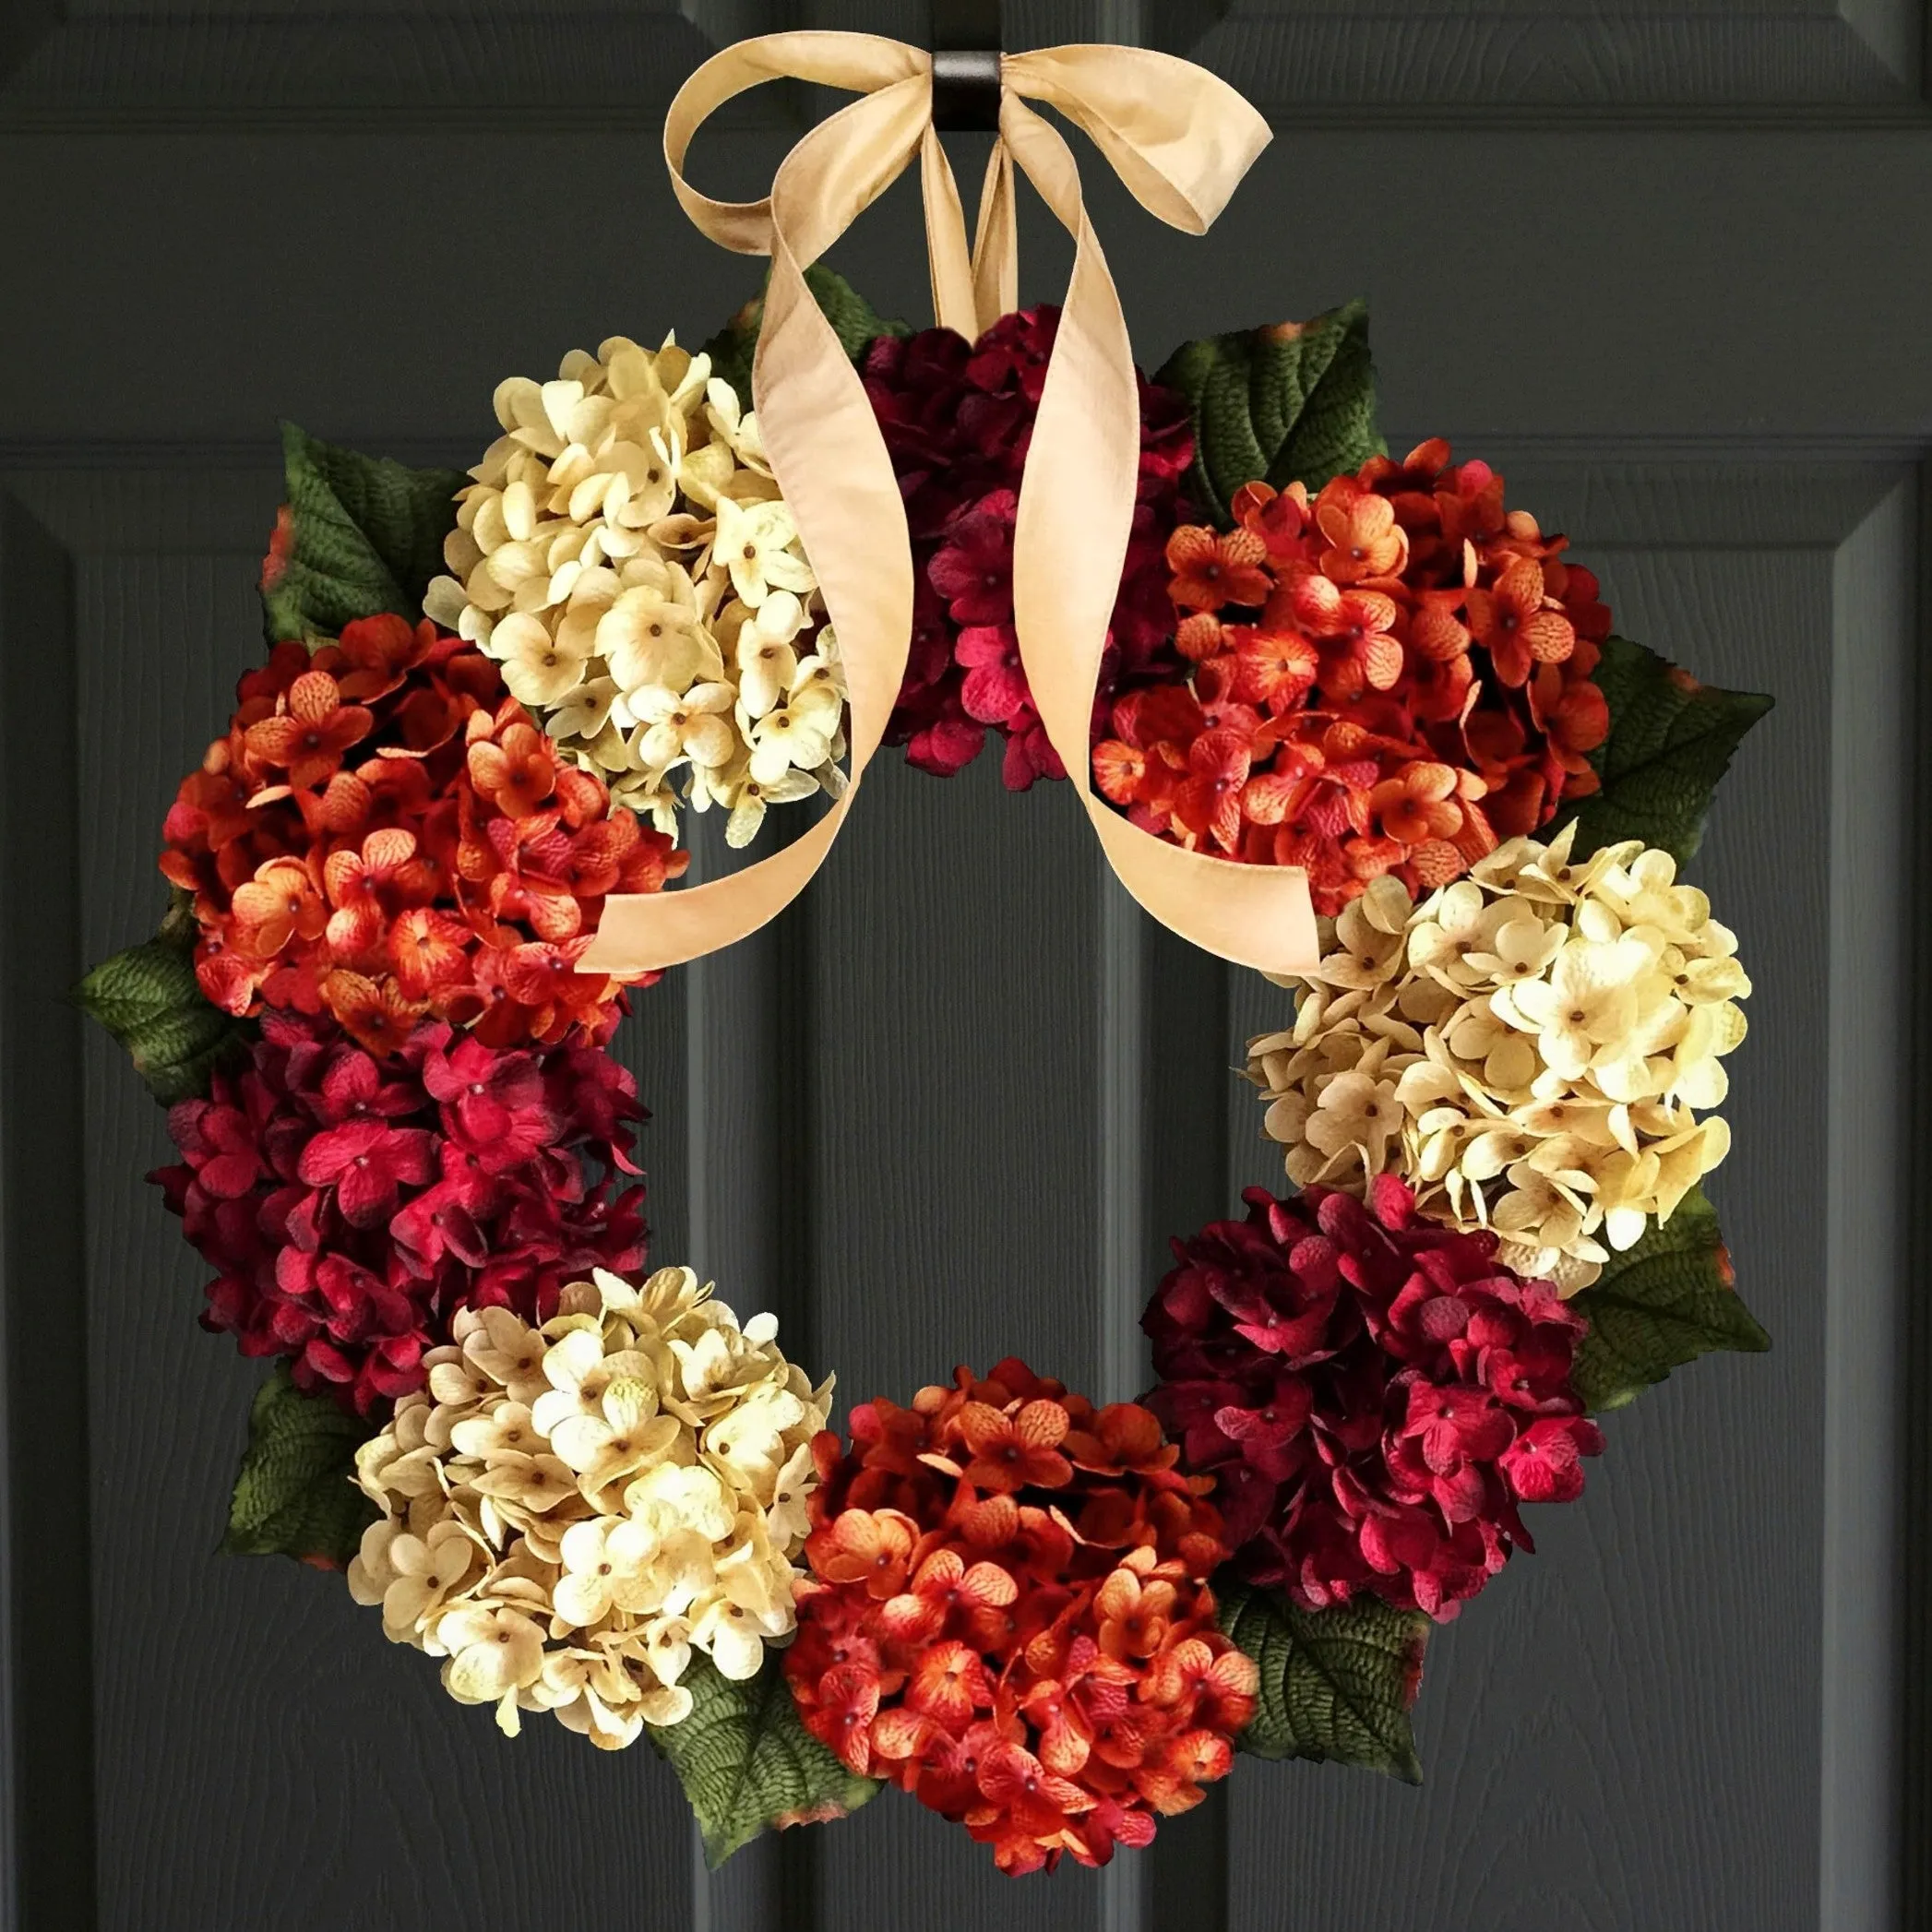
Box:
581 32 1318 976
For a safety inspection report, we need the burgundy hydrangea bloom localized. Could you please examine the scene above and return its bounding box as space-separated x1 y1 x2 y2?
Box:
151 1008 647 1414
1143 1175 1602 1619
863 306 1194 787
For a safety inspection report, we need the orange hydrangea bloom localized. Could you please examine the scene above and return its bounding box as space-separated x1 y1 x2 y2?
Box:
1091 449 1611 914
1467 554 1577 686
1315 482 1408 583
242 670 374 791
161 614 686 1053
1166 526 1270 612
228 855 327 958
787 1360 1256 1877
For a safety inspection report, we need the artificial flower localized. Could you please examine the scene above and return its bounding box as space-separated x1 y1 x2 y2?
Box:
862 306 1194 787
1145 1175 1601 1617
424 340 847 841
1246 830 1747 1285
150 1010 647 1413
1091 444 1612 913
786 1359 1254 1875
160 617 685 1052
349 1265 832 1747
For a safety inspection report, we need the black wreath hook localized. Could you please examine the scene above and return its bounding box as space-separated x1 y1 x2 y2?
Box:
931 0 1002 131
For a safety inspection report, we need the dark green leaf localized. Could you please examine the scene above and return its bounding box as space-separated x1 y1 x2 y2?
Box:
1552 635 1772 864
1217 1580 1428 1782
803 263 912 363
73 893 250 1104
701 264 911 398
649 1651 879 1867
1568 1185 1770 1413
260 422 466 645
1155 299 1384 526
222 1365 379 1567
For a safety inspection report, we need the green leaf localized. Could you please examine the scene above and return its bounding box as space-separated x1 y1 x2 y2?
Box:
701 264 911 397
222 1365 379 1567
73 894 250 1105
1155 299 1384 526
1568 1185 1770 1413
260 422 467 646
1551 635 1772 864
649 1651 879 1867
1217 1580 1428 1782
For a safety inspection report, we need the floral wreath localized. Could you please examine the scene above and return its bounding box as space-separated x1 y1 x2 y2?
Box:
79 34 1772 1880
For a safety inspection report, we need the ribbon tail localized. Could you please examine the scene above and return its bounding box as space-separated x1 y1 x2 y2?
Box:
922 125 982 340
971 138 1018 336
583 66 927 975
1000 94 1318 975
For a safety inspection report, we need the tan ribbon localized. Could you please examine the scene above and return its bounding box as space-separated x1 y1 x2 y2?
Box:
580 31 1319 977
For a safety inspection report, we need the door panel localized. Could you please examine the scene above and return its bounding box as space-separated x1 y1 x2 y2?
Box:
1222 462 1907 1932
1 6 1925 1930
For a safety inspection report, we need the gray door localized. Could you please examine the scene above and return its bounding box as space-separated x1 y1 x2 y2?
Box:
1 5 1926 1929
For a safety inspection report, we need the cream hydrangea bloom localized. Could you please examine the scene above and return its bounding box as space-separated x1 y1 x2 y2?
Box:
423 339 848 847
1246 826 1749 1292
348 1266 833 1749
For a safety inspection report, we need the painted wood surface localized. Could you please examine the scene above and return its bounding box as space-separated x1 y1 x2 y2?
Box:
0 4 1922 115
0 5 1926 1929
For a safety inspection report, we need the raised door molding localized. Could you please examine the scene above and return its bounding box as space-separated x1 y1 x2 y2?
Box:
1180 0 1923 113
1210 458 1914 1932
0 2 1923 120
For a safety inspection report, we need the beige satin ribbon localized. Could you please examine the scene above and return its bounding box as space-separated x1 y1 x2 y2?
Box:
580 31 1319 977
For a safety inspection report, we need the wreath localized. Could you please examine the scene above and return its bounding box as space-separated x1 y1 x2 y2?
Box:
78 33 1772 1879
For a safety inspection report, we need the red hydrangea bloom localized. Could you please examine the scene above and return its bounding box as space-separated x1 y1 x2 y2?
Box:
150 1008 647 1414
1092 443 1613 913
160 614 688 1054
786 1360 1256 1876
863 307 1194 788
1143 1176 1602 1620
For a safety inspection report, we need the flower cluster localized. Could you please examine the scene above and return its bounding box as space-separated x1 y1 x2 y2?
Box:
349 1266 832 1748
424 336 849 848
1145 1177 1601 1618
863 308 1194 788
1248 833 1747 1288
160 618 684 1055
1092 445 1612 914
152 1010 646 1413
785 1359 1255 1875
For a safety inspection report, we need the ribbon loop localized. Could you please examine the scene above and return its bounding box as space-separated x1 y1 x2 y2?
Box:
1003 45 1268 234
582 31 1318 978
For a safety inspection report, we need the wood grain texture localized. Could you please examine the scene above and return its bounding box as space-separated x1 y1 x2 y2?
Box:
0 495 93 1932
679 807 820 1930
1098 874 1231 1932
1222 461 1891 1931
